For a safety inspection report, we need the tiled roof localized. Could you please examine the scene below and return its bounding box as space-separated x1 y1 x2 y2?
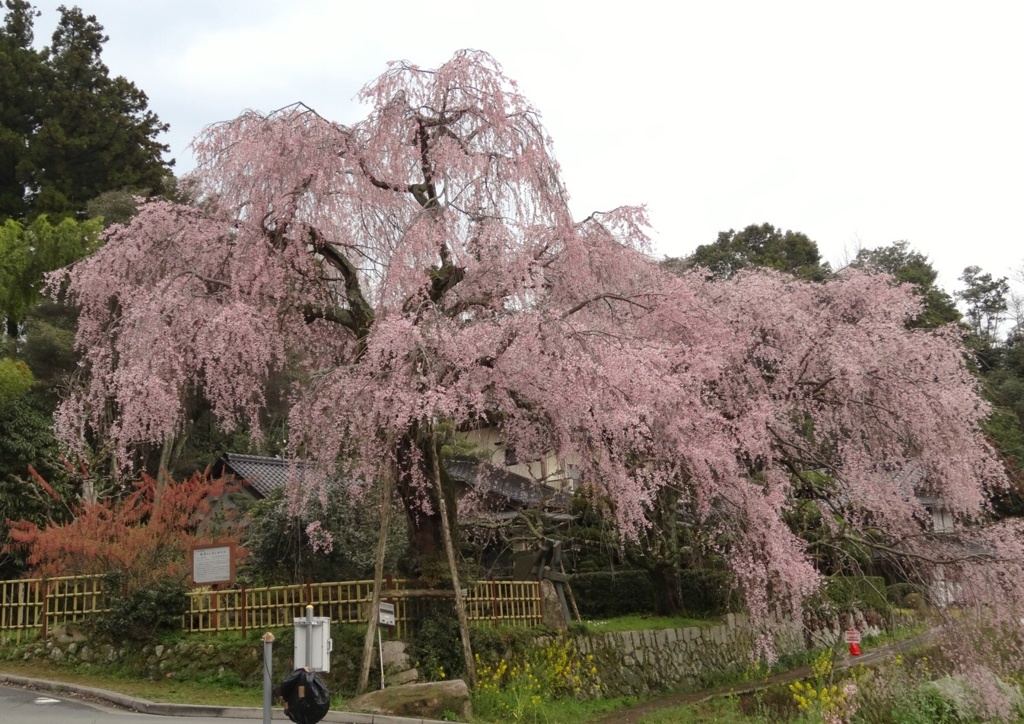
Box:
222 453 570 509
222 453 317 498
446 458 572 509
879 460 943 507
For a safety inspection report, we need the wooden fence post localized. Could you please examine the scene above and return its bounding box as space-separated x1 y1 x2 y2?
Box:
241 585 248 638
385 574 394 639
490 577 499 627
40 580 48 639
17 581 25 633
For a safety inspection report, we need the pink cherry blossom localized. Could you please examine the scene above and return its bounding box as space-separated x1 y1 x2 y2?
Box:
53 53 1021 678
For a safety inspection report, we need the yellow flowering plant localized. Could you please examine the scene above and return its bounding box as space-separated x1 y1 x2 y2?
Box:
471 635 602 722
788 649 859 724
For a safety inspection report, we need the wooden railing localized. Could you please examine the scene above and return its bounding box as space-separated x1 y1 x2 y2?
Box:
0 574 542 640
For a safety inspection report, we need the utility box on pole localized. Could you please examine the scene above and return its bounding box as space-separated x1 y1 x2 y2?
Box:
294 606 332 673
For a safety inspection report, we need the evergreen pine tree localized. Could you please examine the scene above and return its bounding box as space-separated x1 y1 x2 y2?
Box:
0 0 44 219
0 2 173 220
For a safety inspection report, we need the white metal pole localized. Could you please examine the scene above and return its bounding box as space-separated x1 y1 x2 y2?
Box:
262 632 274 724
378 626 385 689
305 604 314 669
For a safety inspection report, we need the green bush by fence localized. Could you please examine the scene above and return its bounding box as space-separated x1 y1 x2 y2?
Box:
84 573 189 644
677 569 739 616
571 570 655 618
885 582 927 608
571 568 738 618
823 575 890 613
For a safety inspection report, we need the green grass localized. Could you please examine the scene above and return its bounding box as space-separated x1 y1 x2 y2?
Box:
638 697 769 723
575 613 718 633
861 621 927 649
0 659 264 707
470 696 638 724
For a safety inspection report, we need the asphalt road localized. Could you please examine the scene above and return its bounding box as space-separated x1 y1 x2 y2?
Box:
0 677 450 723
0 684 277 723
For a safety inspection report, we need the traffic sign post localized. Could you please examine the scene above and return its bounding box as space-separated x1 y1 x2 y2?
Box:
377 602 396 689
846 627 862 656
293 604 332 672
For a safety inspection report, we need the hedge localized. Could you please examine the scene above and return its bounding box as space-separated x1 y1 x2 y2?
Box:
571 570 655 617
886 582 927 607
677 569 739 616
823 575 890 613
570 568 738 618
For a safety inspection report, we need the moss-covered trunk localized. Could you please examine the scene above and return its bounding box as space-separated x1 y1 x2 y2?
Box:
394 421 459 564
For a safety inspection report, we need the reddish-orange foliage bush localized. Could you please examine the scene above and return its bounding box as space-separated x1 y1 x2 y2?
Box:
7 471 246 588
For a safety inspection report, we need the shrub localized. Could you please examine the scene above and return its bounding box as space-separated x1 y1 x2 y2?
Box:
8 471 248 645
789 650 860 723
8 471 245 588
823 575 890 614
471 625 536 663
887 582 926 608
678 569 740 616
889 683 971 724
571 570 655 618
472 635 601 722
904 592 927 612
83 572 188 644
407 599 464 681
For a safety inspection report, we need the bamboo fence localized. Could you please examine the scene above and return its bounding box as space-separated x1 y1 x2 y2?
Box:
0 574 542 640
0 575 107 642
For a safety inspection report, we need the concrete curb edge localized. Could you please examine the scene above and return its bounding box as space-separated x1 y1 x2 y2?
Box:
0 672 457 723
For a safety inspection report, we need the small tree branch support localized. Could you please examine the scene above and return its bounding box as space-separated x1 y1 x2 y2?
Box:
357 467 395 694
430 427 477 688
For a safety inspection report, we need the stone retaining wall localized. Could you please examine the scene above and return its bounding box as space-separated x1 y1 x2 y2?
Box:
577 613 882 697
4 627 366 693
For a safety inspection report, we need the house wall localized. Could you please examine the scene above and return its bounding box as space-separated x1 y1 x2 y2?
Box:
931 506 955 533
461 426 579 493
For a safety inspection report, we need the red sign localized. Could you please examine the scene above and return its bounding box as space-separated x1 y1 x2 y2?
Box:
845 627 861 644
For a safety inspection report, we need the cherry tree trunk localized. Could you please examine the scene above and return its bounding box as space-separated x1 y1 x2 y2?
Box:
395 424 460 564
651 562 685 616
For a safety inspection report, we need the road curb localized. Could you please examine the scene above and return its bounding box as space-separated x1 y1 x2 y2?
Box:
0 672 456 723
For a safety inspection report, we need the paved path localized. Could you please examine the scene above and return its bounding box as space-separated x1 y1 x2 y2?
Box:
0 673 450 724
0 683 276 724
592 631 933 724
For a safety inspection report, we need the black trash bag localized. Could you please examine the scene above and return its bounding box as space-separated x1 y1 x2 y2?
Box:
275 668 330 724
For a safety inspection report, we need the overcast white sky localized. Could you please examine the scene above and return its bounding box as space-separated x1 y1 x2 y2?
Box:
28 0 1024 298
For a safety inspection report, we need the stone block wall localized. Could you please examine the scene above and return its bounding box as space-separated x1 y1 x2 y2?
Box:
575 613 881 697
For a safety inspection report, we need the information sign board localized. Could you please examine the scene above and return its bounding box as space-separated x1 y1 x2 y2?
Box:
191 544 235 586
378 601 396 627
